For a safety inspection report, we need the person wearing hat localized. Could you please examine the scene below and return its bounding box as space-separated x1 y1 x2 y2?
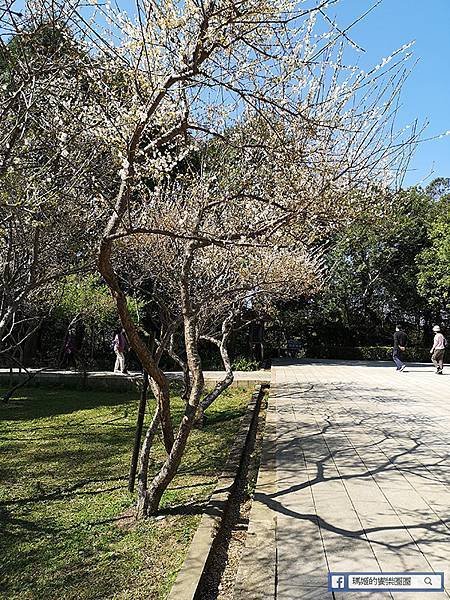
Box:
430 325 446 374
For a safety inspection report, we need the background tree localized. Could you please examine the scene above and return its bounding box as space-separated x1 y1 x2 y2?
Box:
74 0 418 515
0 16 114 363
324 187 431 342
268 182 450 355
1 0 420 516
417 191 450 317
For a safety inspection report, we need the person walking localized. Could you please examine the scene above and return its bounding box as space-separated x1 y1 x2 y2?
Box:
430 325 446 374
393 324 407 372
113 327 128 374
61 327 78 370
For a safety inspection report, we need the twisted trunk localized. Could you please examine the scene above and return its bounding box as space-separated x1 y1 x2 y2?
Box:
143 243 204 515
136 401 160 517
99 241 174 454
196 325 234 426
98 176 174 454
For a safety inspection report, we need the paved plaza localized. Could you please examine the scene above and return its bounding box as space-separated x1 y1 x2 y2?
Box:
236 360 450 599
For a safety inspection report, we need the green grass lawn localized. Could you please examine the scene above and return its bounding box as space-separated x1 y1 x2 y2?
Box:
0 385 248 600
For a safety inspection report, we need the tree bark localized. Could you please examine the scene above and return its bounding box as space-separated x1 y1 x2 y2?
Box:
0 305 14 349
195 324 234 426
136 400 160 517
128 370 149 492
165 337 191 403
143 243 204 515
98 177 174 454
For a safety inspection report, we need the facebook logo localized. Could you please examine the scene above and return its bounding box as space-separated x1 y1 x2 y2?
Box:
329 574 347 590
329 572 444 592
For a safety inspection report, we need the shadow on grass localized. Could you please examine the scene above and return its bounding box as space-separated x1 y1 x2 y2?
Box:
159 500 208 517
0 387 141 422
0 476 128 507
202 405 246 427
0 384 249 600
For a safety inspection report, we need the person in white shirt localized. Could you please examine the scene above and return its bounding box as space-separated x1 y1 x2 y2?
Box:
430 325 446 374
113 327 128 374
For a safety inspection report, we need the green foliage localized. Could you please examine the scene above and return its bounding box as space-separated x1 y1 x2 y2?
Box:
55 275 116 325
231 356 261 371
417 195 450 309
265 181 450 354
425 177 450 201
305 345 432 362
54 275 143 326
0 386 248 599
272 186 433 348
329 187 429 324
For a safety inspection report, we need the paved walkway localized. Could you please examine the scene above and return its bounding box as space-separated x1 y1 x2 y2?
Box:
235 360 450 599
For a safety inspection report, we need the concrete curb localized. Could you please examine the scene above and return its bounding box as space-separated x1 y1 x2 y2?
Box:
232 385 278 599
0 370 269 392
167 384 265 600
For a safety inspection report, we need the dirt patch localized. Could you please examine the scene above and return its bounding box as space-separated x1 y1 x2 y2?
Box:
115 507 137 529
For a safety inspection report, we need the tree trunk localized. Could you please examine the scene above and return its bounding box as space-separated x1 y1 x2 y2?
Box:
144 402 199 515
143 244 204 515
98 237 174 454
97 83 205 471
136 401 160 517
195 331 234 426
166 344 191 403
128 370 149 492
0 305 14 350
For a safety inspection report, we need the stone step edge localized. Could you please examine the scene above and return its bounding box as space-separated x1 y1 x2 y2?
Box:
167 384 266 600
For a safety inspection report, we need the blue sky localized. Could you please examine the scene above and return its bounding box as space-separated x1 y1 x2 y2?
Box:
114 0 449 188
328 0 450 187
7 0 448 188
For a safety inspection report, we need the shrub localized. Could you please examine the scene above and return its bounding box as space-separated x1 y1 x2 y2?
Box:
231 356 261 371
305 346 432 362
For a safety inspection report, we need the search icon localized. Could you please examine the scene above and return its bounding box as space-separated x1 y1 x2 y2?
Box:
424 577 432 585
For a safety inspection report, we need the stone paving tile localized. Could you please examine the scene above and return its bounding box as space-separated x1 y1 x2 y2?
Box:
277 584 334 599
334 594 394 600
343 481 389 504
269 360 450 599
390 594 450 600
276 549 329 589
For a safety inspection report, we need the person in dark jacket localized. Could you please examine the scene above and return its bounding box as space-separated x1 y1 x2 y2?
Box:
392 324 407 372
113 327 128 374
61 327 78 370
